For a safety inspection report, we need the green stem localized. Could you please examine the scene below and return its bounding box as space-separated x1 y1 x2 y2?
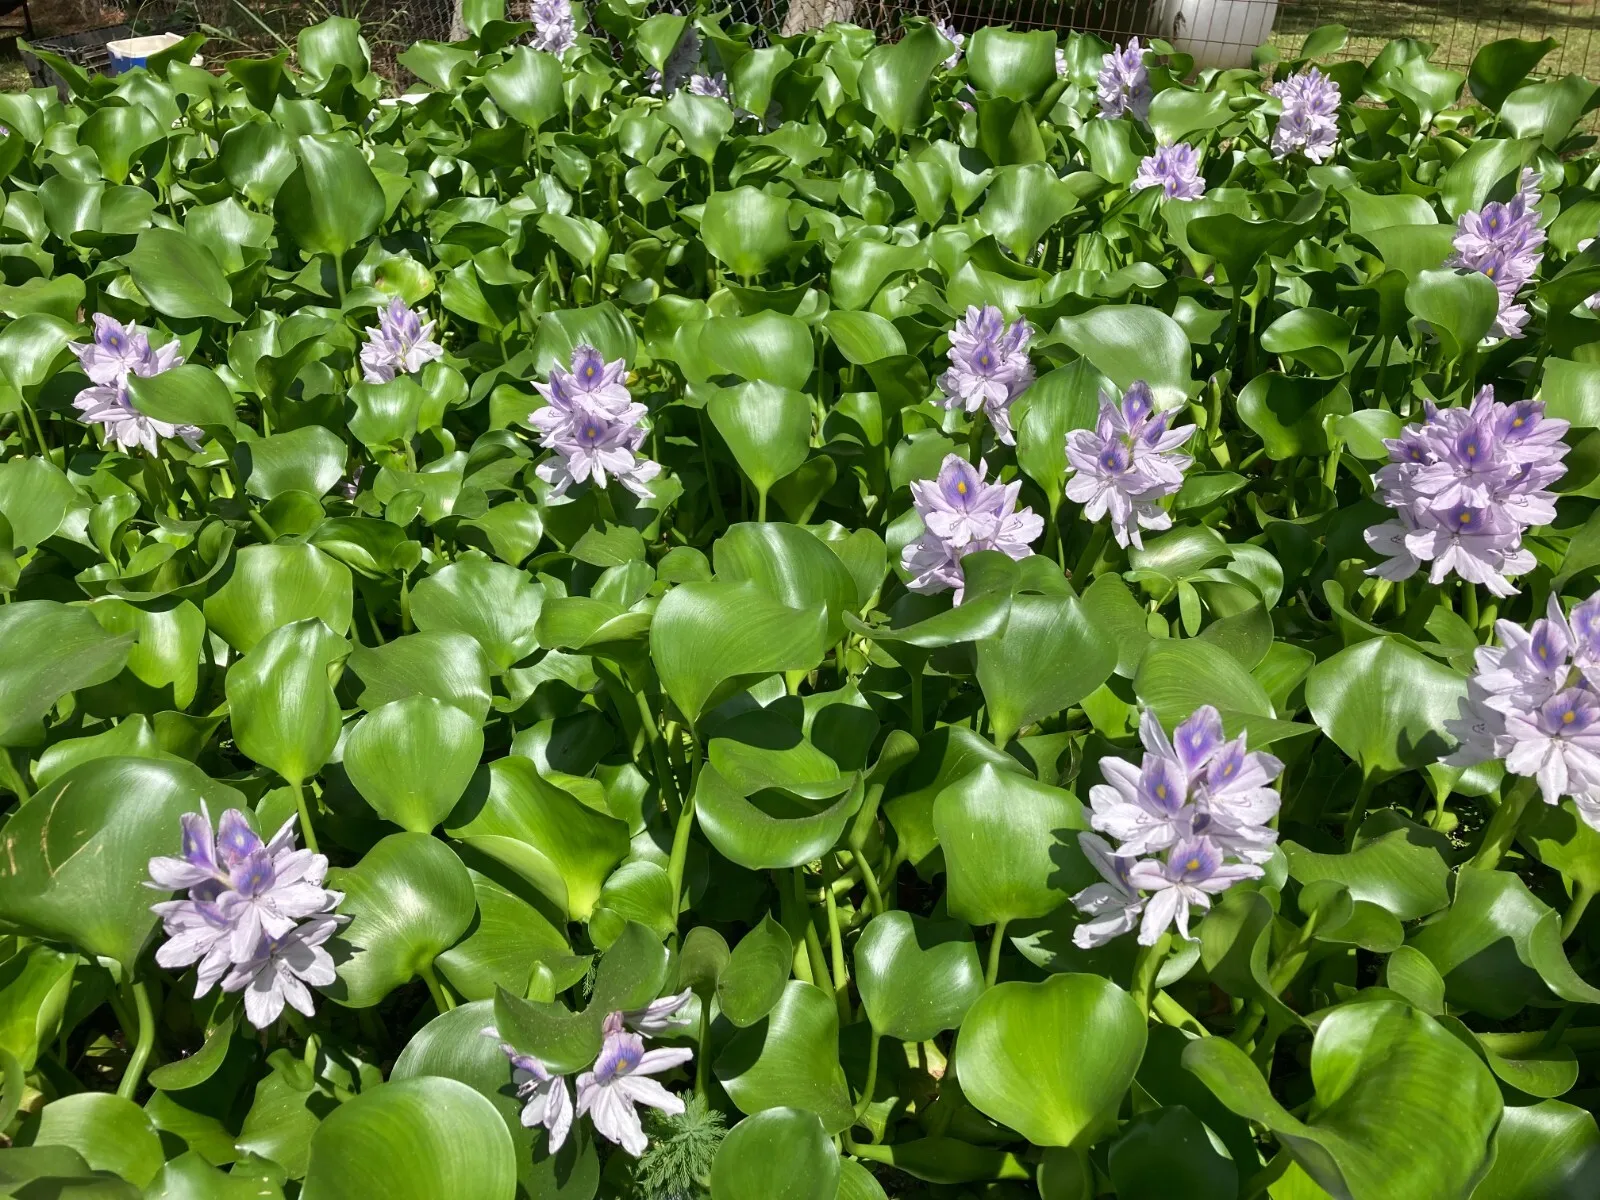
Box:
850 848 886 916
697 410 727 529
1472 776 1539 869
852 1032 881 1123
984 919 1011 988
909 668 924 737
1071 521 1109 583
1153 990 1209 1036
24 400 49 460
1131 934 1170 1016
1344 773 1377 851
795 869 831 988
117 980 155 1101
1243 1152 1293 1200
666 754 698 916
823 862 850 1020
419 962 454 1014
0 748 31 801
1563 881 1593 940
294 782 320 854
696 997 712 1096
333 251 348 307
1232 1000 1266 1048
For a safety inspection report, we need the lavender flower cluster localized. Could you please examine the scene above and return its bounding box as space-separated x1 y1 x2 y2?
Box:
646 25 701 96
1133 143 1206 201
1365 385 1567 597
1447 169 1545 341
1097 38 1150 122
1064 381 1195 550
936 305 1034 445
901 455 1042 602
488 993 694 1157
1269 68 1340 163
359 297 445 384
1447 594 1600 832
935 19 965 71
1073 706 1282 947
70 315 199 456
532 344 661 499
147 807 345 1029
530 0 577 55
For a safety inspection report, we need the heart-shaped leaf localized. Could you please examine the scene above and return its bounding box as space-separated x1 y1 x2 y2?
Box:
958 974 1147 1148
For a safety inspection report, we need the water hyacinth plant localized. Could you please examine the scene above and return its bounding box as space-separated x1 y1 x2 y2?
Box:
2 10 1600 1200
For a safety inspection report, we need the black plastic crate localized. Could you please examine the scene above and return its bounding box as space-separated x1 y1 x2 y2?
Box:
22 22 193 97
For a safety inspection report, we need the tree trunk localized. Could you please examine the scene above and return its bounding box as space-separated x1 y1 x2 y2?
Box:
780 0 857 36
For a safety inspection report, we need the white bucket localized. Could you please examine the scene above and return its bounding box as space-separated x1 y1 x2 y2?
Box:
106 33 201 75
1159 0 1279 69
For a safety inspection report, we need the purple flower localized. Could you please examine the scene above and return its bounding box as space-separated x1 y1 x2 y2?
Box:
483 1033 575 1152
1070 833 1144 948
1073 705 1280 947
646 25 701 96
936 19 965 70
1269 68 1340 162
1127 836 1261 943
901 455 1043 602
1064 381 1195 549
1134 143 1205 201
530 0 577 54
146 809 344 1029
70 315 199 456
688 72 728 99
72 313 175 385
936 305 1034 444
1365 386 1566 595
359 297 445 384
1447 178 1545 341
624 988 694 1035
223 914 343 1029
531 344 661 498
575 1013 694 1157
1579 232 1600 311
1448 592 1600 831
1097 38 1150 122
1055 46 1068 78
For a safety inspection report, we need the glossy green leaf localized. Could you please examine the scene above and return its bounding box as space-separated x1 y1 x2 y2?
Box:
701 187 794 279
934 765 1088 926
444 756 631 920
856 911 983 1041
300 1077 515 1200
650 581 829 726
409 555 543 672
225 618 348 787
205 544 353 652
0 758 241 968
275 135 385 258
711 1108 840 1200
1305 638 1467 778
707 381 813 502
0 601 133 746
977 590 1116 745
1183 1000 1500 1200
958 974 1146 1148
716 980 853 1133
120 228 241 323
343 697 484 833
328 833 476 1008
29 1093 163 1188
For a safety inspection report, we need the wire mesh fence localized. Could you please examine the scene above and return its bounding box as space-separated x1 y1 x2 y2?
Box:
6 0 1598 92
